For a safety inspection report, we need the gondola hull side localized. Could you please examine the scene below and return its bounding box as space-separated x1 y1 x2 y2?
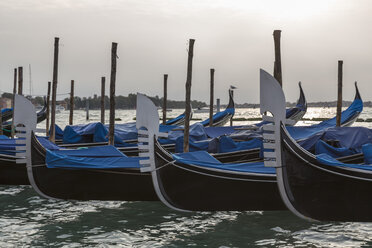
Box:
280 125 372 221
153 140 286 211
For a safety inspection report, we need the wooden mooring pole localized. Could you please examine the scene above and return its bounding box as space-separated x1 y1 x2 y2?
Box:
230 90 234 126
0 108 2 136
11 68 17 138
108 42 118 145
162 74 168 125
209 69 215 127
273 30 282 87
50 37 59 143
69 80 74 125
101 77 105 124
86 99 89 120
216 98 220 112
183 39 195 153
18 66 23 95
336 60 343 127
46 81 51 135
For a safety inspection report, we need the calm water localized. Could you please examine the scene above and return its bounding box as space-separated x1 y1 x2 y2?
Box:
2 107 372 247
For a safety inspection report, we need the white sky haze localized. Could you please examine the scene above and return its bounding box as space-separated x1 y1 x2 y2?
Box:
1 0 372 104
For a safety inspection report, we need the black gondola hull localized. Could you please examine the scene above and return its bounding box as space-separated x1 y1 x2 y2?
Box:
30 134 158 201
0 158 28 185
280 125 372 221
153 140 286 211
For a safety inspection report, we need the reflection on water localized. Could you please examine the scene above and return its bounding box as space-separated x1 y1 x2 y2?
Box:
1 108 372 247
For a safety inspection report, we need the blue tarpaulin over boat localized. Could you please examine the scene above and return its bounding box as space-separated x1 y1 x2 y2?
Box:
287 98 362 141
1 108 12 114
315 140 356 158
0 137 23 155
172 151 275 174
165 123 208 144
200 108 235 126
165 113 185 125
217 136 262 153
297 126 372 151
45 145 142 169
204 126 242 138
59 122 178 146
316 152 372 171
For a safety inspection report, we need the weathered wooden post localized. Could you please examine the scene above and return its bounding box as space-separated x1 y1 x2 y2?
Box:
0 108 2 136
183 39 195 152
162 74 168 125
336 60 343 127
108 42 118 145
50 37 59 143
216 98 221 112
209 69 215 127
69 80 74 125
11 68 17 138
230 90 234 126
46 81 51 135
101 77 105 124
18 66 23 95
273 30 282 87
86 99 89 120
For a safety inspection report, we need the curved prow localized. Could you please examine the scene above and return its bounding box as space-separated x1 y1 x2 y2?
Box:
260 69 286 123
227 89 235 109
355 82 361 101
136 93 168 172
13 94 37 164
297 82 307 109
136 94 186 211
259 69 311 221
36 97 48 123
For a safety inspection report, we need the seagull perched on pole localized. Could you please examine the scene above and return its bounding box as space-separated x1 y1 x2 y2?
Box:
230 85 237 90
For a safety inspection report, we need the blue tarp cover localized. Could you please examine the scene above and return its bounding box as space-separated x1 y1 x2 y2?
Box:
200 108 234 126
172 151 275 174
174 137 210 153
363 144 372 164
1 108 12 114
46 145 142 169
37 137 61 150
165 113 185 125
287 98 362 141
0 137 24 155
167 123 208 143
316 153 372 171
298 126 372 151
60 122 177 146
52 124 64 140
217 136 262 153
315 140 356 158
204 126 242 138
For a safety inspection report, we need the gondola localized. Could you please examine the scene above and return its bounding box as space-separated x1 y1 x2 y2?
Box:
1 75 362 188
136 77 364 212
284 81 307 123
165 112 190 126
258 69 372 222
254 81 307 128
1 98 47 136
200 89 235 127
276 122 372 222
12 95 158 200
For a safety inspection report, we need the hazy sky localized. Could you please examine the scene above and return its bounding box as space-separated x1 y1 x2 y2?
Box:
1 0 372 104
